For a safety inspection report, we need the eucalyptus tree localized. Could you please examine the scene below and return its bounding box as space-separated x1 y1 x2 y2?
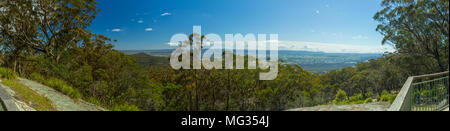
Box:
0 0 101 63
374 0 449 72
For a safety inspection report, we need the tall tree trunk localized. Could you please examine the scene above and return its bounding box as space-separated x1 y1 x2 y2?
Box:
434 47 445 72
13 59 17 73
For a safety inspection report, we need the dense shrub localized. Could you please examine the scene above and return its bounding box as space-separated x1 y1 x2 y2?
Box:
333 90 347 104
379 90 397 104
364 98 373 103
348 93 365 102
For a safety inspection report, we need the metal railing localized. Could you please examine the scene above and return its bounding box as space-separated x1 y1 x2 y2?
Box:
389 71 449 111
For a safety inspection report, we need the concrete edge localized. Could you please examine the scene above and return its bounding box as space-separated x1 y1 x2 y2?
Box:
0 83 21 111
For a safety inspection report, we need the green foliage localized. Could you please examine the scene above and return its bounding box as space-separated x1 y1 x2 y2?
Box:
0 67 18 80
364 98 373 103
348 93 365 102
1 0 447 111
379 90 397 104
29 73 45 83
333 90 375 105
333 90 347 104
46 78 82 99
374 0 449 72
30 74 83 100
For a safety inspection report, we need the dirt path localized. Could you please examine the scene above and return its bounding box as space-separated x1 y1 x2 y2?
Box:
18 78 105 111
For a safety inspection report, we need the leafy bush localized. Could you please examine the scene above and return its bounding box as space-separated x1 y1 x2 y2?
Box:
364 98 373 103
348 93 365 102
0 67 18 80
345 93 372 104
333 89 347 104
379 90 397 104
333 91 375 105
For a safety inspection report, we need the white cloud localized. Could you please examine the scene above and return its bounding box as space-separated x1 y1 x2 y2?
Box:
161 12 171 16
167 42 180 46
137 20 144 23
315 10 320 14
352 35 369 40
111 29 122 32
145 28 153 32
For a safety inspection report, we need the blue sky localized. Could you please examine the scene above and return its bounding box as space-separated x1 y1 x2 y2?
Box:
90 0 393 53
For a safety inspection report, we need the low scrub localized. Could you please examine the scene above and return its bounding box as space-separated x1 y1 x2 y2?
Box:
29 73 82 100
0 67 18 80
29 72 46 83
46 78 83 99
379 90 397 104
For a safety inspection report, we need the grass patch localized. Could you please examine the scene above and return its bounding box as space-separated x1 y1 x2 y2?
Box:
0 67 18 80
29 73 82 100
30 72 45 83
2 79 55 111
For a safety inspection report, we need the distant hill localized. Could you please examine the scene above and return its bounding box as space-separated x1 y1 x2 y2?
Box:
129 53 170 67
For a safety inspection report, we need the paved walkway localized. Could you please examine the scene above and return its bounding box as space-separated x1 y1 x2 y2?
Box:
18 78 105 111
